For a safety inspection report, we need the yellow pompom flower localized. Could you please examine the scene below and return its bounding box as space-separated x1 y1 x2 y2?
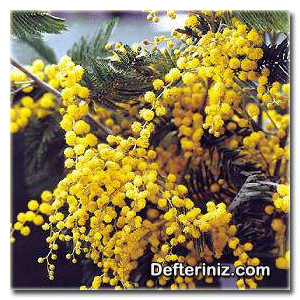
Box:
21 96 35 108
20 226 31 236
153 79 164 90
184 14 198 28
144 91 156 103
10 122 19 133
276 256 289 269
165 68 181 82
74 120 90 135
139 109 155 121
27 200 39 211
41 190 52 202
32 59 45 72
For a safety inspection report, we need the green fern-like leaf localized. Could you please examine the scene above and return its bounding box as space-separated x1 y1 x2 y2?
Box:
75 39 178 110
184 146 260 212
11 10 67 39
67 18 118 68
233 10 289 33
144 48 178 75
86 57 153 109
257 38 289 84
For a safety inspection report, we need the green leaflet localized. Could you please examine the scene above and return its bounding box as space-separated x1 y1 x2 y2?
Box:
83 45 178 110
233 10 290 34
67 18 118 68
11 10 67 39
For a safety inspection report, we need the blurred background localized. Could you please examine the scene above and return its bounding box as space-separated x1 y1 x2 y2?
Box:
11 10 187 64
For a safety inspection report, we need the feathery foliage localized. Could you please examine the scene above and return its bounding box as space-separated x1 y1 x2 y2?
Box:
184 146 260 211
11 10 67 39
85 46 178 110
257 38 289 84
86 57 153 109
233 10 289 34
67 18 118 68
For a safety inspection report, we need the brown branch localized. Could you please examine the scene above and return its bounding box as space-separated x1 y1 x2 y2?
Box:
10 57 61 98
86 113 112 135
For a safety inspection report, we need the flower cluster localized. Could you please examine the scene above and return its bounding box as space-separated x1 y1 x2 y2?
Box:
174 19 264 138
273 184 290 213
10 59 45 93
11 55 233 288
242 130 289 176
10 93 57 133
11 10 289 290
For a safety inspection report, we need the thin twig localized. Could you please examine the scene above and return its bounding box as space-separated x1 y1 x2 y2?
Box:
13 80 35 85
263 107 279 131
235 77 279 132
10 57 112 135
87 112 113 135
11 83 32 95
10 57 61 98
